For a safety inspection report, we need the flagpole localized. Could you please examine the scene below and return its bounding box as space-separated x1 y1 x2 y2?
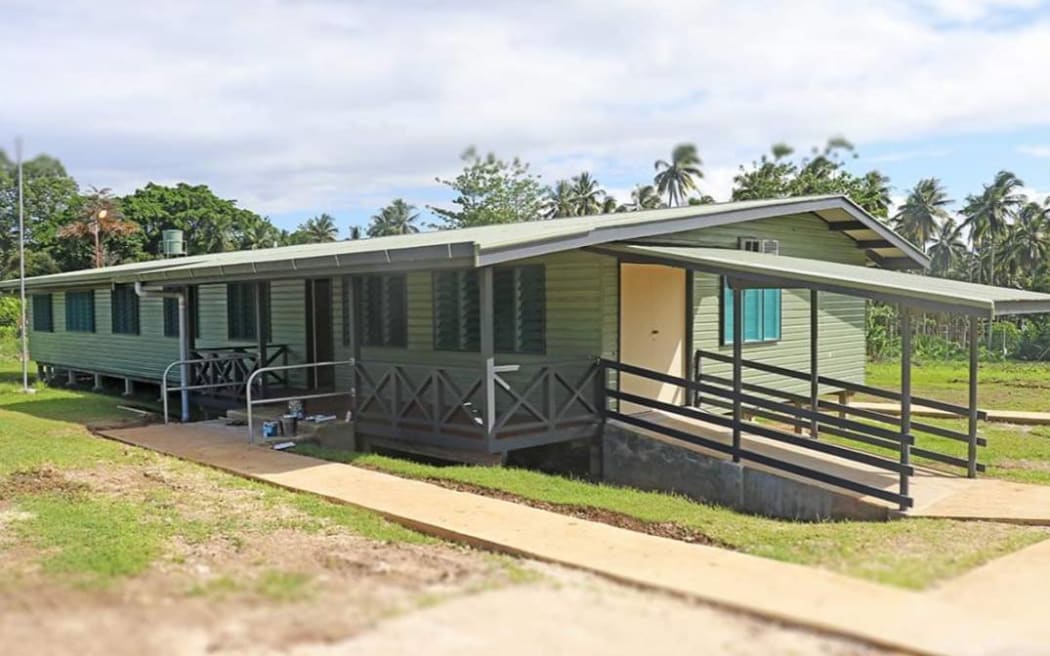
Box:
16 137 31 393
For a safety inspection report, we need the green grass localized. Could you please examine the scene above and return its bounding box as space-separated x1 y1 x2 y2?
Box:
255 570 314 602
289 444 1047 590
866 360 1050 412
0 346 432 587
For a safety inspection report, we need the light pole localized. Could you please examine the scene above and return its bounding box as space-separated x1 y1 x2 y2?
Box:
16 137 32 393
93 208 107 268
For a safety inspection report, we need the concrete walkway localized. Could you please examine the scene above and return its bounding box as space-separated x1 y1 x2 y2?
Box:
850 401 1050 425
98 422 1048 656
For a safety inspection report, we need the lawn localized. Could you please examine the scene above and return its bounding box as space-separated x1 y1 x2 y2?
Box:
857 361 1050 485
290 443 1047 590
865 360 1050 412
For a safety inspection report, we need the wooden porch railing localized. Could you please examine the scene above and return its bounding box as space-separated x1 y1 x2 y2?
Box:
184 344 290 400
352 358 602 453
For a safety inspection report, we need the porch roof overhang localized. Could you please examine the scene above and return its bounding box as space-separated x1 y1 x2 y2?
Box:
596 244 1050 318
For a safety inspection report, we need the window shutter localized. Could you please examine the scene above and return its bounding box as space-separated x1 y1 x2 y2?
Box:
743 289 762 342
433 271 461 350
384 275 407 347
493 268 516 352
32 294 53 332
66 291 96 333
722 281 734 344
516 266 545 353
459 271 480 351
163 297 179 337
762 289 781 340
341 277 351 346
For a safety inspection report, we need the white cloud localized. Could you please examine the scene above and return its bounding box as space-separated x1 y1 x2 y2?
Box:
2 0 1050 221
1018 145 1050 158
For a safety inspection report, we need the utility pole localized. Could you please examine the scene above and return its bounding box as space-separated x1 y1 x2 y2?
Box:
16 137 32 393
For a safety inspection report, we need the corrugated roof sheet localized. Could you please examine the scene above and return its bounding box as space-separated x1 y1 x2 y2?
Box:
602 244 1050 317
2 195 926 290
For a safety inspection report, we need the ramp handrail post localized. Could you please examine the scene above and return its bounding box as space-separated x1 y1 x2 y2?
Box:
731 286 743 463
967 316 979 478
245 358 355 444
899 306 913 510
160 353 255 424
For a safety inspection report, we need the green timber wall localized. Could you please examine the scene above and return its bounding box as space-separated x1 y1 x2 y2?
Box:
648 212 868 395
28 280 310 384
28 290 179 381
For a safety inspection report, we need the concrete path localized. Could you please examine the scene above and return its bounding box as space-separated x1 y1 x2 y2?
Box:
931 539 1050 646
850 401 1050 426
99 422 1049 656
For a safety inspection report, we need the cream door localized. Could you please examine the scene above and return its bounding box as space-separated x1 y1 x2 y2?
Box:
618 263 686 413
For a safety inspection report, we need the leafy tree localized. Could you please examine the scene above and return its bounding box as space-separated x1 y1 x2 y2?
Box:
367 199 421 237
298 213 339 243
732 138 891 217
57 186 140 268
0 150 80 277
430 148 546 228
927 217 967 276
892 178 953 250
120 182 267 256
654 143 703 206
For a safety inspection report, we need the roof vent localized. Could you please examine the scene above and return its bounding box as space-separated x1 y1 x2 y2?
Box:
162 229 186 257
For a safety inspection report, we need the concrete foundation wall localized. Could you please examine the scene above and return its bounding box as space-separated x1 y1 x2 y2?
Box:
601 424 890 521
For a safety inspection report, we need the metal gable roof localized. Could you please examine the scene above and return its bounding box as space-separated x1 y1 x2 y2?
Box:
600 244 1050 318
1 195 927 291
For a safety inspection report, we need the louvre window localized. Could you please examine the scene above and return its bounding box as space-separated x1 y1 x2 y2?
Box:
341 277 351 346
493 265 545 354
65 291 96 333
433 270 480 351
167 289 200 338
433 266 546 354
722 238 781 344
227 282 270 341
359 274 407 348
111 284 140 335
32 294 53 332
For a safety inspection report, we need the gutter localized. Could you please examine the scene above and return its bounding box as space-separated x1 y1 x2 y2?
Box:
134 283 191 422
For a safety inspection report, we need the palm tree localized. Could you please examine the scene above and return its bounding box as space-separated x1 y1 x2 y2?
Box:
892 178 953 250
242 219 281 250
599 195 618 215
624 184 663 211
367 199 421 237
570 172 605 216
1004 201 1050 280
58 186 139 268
654 143 703 206
348 225 362 240
927 217 967 276
545 180 576 219
961 170 1024 284
301 213 339 243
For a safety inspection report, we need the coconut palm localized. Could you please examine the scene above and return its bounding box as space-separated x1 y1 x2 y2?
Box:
600 195 618 215
241 219 281 250
348 225 362 240
654 143 703 207
1004 201 1050 279
58 186 139 268
545 180 576 219
367 199 421 237
961 171 1025 284
927 217 967 276
300 213 339 243
892 178 953 250
626 184 664 211
570 172 605 216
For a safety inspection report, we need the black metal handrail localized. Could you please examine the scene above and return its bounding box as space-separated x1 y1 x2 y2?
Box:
603 358 913 508
693 349 984 476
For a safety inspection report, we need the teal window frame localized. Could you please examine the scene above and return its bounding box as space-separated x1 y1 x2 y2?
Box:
111 284 140 335
721 237 781 345
359 274 408 348
65 291 96 333
32 294 53 332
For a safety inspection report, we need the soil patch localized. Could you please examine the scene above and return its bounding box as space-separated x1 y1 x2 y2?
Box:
0 467 89 499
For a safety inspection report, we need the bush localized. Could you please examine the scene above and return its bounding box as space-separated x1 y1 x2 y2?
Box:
0 295 20 330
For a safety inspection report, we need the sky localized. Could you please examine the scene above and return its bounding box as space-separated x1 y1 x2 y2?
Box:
2 0 1050 235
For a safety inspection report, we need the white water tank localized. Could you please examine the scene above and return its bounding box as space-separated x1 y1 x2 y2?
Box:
162 229 186 257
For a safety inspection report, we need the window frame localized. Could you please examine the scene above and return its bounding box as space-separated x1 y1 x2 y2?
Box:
111 284 141 335
226 282 271 341
65 290 96 333
720 238 782 346
358 273 408 348
432 265 547 355
32 294 54 332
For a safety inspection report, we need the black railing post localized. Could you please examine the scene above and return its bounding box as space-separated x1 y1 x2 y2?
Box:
732 285 743 463
810 289 820 438
899 305 912 510
967 315 979 478
693 350 702 407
